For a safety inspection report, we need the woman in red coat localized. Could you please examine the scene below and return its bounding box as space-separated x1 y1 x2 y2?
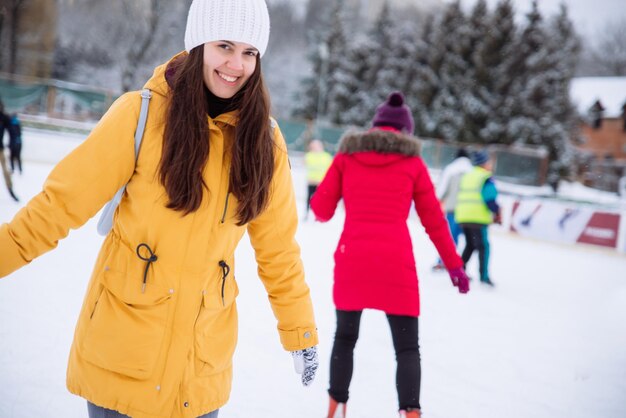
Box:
311 92 470 418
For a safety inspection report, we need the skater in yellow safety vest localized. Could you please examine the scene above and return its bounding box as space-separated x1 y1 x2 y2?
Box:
455 150 501 286
304 139 332 219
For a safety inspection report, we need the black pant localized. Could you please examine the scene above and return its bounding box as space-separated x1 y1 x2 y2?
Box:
461 224 490 281
306 184 318 215
10 144 22 173
328 310 421 410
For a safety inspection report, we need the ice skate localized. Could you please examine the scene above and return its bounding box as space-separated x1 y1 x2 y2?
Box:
480 278 495 287
431 262 446 272
327 396 346 418
399 408 421 418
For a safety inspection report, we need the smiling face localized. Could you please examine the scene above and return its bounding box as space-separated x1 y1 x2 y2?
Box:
202 40 258 99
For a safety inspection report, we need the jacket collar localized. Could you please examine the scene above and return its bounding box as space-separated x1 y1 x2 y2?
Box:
210 110 239 127
338 128 421 157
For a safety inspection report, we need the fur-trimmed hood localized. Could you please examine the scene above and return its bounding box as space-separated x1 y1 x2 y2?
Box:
338 129 421 157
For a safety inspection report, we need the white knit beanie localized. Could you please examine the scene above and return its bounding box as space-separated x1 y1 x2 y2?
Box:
184 0 270 57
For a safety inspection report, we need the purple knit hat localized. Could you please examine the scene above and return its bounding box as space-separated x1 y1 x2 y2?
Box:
371 91 414 135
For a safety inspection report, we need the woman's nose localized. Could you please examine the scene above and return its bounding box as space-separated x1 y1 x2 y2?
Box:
226 55 244 71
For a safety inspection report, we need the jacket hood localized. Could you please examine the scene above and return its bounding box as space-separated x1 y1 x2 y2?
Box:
338 129 421 156
337 129 421 166
446 156 473 176
142 52 186 98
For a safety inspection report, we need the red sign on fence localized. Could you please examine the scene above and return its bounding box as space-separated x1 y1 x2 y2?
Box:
576 212 620 248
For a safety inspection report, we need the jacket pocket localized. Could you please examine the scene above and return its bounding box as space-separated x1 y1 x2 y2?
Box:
194 261 239 376
80 243 173 380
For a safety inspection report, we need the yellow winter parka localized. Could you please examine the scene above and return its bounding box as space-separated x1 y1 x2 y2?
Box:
0 56 318 418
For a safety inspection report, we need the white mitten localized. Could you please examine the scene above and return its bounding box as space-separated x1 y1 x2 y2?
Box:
291 345 319 387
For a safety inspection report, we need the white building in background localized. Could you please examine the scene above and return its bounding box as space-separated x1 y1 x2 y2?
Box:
570 77 626 119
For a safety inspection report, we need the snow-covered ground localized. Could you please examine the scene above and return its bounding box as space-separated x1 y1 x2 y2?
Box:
1 131 625 418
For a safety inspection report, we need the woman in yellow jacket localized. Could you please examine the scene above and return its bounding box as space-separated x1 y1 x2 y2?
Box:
0 1 319 417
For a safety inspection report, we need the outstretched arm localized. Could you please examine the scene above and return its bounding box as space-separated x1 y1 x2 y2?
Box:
0 93 140 277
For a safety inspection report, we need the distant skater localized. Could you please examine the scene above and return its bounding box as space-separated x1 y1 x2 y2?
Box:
0 102 18 201
432 148 472 271
8 113 23 174
304 139 332 219
455 150 501 286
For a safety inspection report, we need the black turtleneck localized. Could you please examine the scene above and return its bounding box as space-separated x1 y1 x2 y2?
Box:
205 88 237 119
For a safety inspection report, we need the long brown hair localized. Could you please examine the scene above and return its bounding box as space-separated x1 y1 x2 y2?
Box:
160 47 274 225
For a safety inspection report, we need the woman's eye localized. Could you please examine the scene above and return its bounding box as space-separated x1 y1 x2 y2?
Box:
245 51 258 57
218 44 230 50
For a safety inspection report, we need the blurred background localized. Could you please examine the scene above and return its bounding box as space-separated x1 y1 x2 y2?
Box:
0 0 625 220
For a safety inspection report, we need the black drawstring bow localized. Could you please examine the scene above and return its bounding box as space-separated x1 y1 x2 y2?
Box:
218 260 230 305
136 243 158 293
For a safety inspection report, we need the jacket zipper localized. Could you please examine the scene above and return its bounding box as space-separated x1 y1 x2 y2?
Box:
220 193 230 224
218 260 231 306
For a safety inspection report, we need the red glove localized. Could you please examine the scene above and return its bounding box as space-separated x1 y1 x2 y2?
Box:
448 267 470 294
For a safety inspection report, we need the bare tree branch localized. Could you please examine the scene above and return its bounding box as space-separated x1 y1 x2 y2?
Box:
592 18 626 76
121 0 162 91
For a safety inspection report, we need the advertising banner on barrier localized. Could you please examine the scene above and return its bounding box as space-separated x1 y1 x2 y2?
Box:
510 199 620 249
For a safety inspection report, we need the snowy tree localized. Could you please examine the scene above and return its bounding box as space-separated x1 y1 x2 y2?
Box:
456 0 491 144
428 0 471 141
291 36 325 120
406 16 439 137
263 1 309 116
55 0 188 91
375 21 419 105
303 0 335 36
327 34 379 126
292 1 342 120
503 1 546 147
338 0 397 124
506 1 580 180
120 0 164 92
369 1 400 103
477 0 518 144
543 4 582 179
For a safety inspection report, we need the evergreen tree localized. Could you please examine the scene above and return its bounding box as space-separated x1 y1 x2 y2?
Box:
477 0 518 144
543 4 581 179
327 34 377 125
347 1 396 124
303 0 334 35
506 1 580 180
376 22 419 105
292 3 337 120
460 0 491 143
407 16 439 137
320 0 354 124
292 33 325 120
428 0 470 141
371 2 402 103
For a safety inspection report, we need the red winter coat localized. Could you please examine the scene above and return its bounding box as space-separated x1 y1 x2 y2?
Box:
311 129 463 316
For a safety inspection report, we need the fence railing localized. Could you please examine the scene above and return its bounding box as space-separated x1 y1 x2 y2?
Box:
1 73 551 187
0 72 116 121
